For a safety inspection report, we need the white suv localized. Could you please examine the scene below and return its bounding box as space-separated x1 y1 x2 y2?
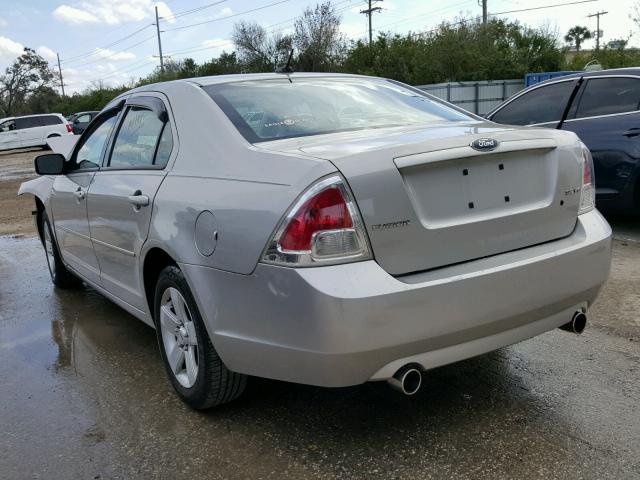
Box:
0 114 73 151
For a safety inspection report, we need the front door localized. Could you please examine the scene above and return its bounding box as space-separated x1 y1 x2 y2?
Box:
87 96 174 310
0 119 20 149
50 112 120 284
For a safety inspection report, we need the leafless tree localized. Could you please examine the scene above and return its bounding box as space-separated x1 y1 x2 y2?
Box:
293 1 345 71
232 21 293 71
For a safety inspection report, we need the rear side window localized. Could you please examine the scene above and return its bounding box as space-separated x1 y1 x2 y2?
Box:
574 77 640 118
204 77 471 143
491 81 576 125
14 117 40 129
41 115 63 126
108 107 170 168
154 124 173 168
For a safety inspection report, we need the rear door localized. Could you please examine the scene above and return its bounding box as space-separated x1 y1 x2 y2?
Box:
40 114 66 138
488 79 579 128
560 75 640 206
87 95 175 310
15 117 42 147
0 119 19 149
50 110 120 284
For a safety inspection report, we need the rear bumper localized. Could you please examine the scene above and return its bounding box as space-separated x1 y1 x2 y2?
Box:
181 209 612 387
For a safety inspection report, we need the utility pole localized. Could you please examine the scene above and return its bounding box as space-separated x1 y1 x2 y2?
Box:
154 5 164 72
587 10 608 50
56 53 65 97
360 0 383 46
479 0 487 25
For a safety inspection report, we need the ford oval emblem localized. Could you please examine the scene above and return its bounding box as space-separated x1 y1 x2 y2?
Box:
470 138 499 151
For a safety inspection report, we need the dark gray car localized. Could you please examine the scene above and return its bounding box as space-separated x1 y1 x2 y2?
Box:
69 111 98 135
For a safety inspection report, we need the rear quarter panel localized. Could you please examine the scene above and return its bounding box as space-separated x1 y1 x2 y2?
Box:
143 81 336 275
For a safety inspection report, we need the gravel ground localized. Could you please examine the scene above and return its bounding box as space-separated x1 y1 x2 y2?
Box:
0 147 40 236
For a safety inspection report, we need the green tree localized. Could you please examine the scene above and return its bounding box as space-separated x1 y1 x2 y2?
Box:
564 26 592 53
0 47 58 116
344 18 563 85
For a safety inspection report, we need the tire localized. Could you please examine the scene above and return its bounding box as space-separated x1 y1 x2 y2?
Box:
154 265 247 409
40 211 81 288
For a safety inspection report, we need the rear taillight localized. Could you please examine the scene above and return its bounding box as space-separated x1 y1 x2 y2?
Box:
262 175 372 267
66 123 73 133
579 143 595 214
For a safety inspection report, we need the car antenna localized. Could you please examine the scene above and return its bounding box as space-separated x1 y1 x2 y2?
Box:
276 49 294 77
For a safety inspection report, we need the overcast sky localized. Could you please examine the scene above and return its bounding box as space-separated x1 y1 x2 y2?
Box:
0 0 637 93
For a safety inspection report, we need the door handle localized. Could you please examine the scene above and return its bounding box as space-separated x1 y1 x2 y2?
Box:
128 190 149 208
623 128 640 137
74 187 86 200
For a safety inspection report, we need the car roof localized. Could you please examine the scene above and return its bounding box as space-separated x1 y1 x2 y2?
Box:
532 67 640 88
12 113 65 119
126 72 377 95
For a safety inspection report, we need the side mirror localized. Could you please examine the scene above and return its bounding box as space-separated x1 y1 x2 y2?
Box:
73 119 80 124
34 153 66 175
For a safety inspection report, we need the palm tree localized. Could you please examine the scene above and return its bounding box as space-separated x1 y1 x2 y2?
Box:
565 26 593 53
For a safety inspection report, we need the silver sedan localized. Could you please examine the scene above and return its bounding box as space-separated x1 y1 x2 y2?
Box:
19 73 612 408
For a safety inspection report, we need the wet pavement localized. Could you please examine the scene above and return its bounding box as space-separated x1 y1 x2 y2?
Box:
1 233 639 480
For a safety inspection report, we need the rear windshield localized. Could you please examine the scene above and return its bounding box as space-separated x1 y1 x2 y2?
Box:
204 77 472 143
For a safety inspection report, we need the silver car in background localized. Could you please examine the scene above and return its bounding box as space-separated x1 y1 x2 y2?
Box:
19 73 612 408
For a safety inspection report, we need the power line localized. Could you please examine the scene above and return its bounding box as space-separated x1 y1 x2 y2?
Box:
62 35 155 68
61 24 153 64
164 0 293 32
164 0 359 60
99 58 158 81
489 0 598 16
364 0 473 35
161 0 229 21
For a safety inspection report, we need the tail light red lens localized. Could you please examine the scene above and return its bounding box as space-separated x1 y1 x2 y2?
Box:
279 187 352 251
579 143 595 214
262 175 372 267
66 123 73 133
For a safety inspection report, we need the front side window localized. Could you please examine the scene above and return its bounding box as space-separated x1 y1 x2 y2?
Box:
70 113 118 171
75 114 92 123
108 107 168 168
574 77 640 119
491 80 576 125
205 77 472 142
0 120 15 132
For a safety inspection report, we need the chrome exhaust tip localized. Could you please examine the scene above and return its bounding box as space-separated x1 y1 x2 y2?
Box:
560 311 587 334
387 366 422 395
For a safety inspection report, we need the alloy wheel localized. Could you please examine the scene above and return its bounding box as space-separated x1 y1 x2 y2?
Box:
159 287 199 388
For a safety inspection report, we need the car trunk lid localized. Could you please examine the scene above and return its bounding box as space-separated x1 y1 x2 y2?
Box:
262 123 583 275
